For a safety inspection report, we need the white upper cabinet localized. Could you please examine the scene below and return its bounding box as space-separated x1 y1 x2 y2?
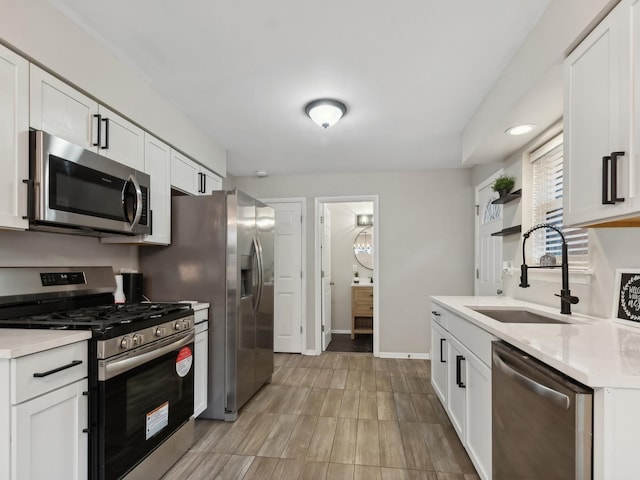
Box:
95 106 145 171
30 65 144 170
30 64 98 149
171 149 222 196
0 44 29 231
564 0 640 226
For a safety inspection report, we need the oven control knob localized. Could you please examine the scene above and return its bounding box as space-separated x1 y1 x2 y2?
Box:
174 321 183 331
155 327 165 338
120 337 131 349
132 334 144 346
182 319 191 329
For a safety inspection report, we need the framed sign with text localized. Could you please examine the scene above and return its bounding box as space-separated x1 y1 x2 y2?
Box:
613 269 640 326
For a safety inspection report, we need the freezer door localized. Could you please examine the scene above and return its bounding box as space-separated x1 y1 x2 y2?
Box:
226 191 256 413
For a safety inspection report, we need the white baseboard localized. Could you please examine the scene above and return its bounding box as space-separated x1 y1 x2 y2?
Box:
331 329 352 334
303 349 321 356
378 352 430 360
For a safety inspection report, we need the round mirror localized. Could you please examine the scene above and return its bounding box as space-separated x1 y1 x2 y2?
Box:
354 226 374 270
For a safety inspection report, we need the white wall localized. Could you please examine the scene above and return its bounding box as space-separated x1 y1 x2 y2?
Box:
0 0 226 175
328 202 374 332
233 169 474 356
0 230 137 273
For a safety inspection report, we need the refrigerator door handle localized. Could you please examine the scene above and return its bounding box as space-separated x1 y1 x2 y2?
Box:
252 237 264 312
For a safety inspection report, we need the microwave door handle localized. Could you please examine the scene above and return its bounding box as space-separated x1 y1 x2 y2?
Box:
122 175 143 229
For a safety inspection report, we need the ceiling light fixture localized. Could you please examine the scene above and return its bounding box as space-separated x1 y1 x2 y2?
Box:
305 99 347 129
505 124 536 136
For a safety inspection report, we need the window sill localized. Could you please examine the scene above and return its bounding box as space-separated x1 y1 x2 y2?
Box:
504 267 593 285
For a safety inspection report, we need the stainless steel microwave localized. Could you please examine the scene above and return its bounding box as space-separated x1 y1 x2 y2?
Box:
27 130 151 236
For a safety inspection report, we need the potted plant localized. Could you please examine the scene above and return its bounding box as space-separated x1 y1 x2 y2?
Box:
353 271 359 284
492 174 516 198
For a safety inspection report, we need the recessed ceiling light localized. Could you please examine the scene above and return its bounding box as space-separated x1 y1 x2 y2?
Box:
256 170 268 177
305 99 347 129
505 124 536 135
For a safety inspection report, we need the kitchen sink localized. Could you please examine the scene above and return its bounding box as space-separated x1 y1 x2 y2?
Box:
470 308 569 324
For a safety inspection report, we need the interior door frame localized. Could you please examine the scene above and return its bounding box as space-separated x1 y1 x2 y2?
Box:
314 195 380 357
260 197 306 353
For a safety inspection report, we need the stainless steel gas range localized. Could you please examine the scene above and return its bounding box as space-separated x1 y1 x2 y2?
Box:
0 266 195 480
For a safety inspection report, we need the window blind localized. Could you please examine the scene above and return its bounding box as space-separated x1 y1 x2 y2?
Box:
531 138 589 268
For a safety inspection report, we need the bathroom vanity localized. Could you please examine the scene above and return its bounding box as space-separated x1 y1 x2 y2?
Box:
351 284 373 339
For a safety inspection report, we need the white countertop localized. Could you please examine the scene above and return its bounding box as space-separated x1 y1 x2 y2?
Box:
0 329 91 359
431 295 640 389
351 282 373 287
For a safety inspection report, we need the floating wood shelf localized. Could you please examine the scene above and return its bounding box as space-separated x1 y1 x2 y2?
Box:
491 189 522 205
491 225 522 237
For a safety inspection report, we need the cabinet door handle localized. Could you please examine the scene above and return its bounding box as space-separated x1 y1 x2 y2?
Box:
202 174 207 193
22 179 34 220
197 172 203 193
101 117 110 149
456 355 466 388
611 151 625 203
33 359 83 378
439 338 446 363
431 310 441 316
93 114 102 147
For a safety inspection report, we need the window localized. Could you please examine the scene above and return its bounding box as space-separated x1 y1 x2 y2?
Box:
530 134 588 268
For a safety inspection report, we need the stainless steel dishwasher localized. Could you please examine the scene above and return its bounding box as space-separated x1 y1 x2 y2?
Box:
492 341 593 479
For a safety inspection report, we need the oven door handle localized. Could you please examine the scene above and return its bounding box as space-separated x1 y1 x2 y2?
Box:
99 330 194 381
492 349 570 409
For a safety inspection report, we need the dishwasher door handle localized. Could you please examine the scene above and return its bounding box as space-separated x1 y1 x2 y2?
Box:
493 350 570 409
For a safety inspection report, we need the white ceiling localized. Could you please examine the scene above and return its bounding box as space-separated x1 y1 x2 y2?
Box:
51 0 551 177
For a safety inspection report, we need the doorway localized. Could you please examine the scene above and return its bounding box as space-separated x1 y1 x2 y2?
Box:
475 172 504 295
314 196 379 356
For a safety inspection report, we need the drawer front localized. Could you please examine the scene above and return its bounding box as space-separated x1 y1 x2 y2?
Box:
11 341 88 404
354 303 374 316
194 307 209 324
430 303 448 329
354 287 373 302
447 312 495 366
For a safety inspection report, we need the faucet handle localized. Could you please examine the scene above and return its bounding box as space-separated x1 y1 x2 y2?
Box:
555 292 580 304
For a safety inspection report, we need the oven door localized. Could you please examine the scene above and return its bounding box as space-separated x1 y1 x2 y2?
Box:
97 330 194 480
30 130 150 236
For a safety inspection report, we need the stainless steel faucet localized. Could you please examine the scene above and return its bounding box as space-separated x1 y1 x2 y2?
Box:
519 223 579 314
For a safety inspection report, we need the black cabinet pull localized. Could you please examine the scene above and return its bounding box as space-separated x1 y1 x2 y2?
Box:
197 172 203 193
33 359 83 378
82 428 89 434
602 156 613 204
431 310 441 316
101 117 110 149
439 338 446 363
202 174 207 193
611 151 625 203
456 355 466 388
22 179 34 220
93 114 102 147
149 209 153 236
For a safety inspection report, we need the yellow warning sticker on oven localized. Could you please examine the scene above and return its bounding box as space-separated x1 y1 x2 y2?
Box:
176 346 193 377
146 401 169 440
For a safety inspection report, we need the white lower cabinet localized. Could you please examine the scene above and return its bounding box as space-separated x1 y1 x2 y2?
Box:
193 304 209 418
12 379 88 480
430 320 448 405
1 340 89 480
431 304 493 480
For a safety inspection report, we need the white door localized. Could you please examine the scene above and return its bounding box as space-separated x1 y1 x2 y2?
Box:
321 204 332 350
475 173 503 296
271 201 303 353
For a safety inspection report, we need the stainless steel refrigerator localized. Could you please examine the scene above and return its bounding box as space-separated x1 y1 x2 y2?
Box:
140 189 274 421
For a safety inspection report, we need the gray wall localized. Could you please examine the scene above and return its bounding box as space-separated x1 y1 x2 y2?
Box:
0 229 138 273
233 169 475 355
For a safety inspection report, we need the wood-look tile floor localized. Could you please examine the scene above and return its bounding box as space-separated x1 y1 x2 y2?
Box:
161 353 480 480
